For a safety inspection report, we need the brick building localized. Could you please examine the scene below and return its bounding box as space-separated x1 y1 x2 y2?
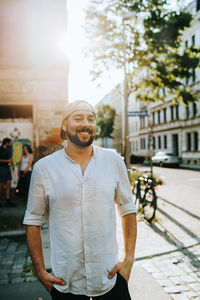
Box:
0 0 68 152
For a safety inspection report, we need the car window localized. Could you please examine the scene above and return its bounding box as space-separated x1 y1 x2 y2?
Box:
156 152 164 156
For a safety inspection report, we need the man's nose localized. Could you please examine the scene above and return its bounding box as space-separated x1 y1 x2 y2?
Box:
81 118 90 127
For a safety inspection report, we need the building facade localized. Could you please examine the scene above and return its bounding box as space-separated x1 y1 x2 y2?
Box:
130 0 200 166
0 0 68 151
0 0 68 185
95 83 124 154
99 0 200 167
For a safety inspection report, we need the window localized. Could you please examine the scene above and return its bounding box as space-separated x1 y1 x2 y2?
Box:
175 105 179 120
140 117 145 129
187 133 191 151
185 40 188 48
192 35 195 46
194 132 198 151
192 102 197 117
192 69 196 83
153 136 156 149
186 106 190 119
197 0 200 11
152 112 155 125
170 106 174 121
140 138 146 150
164 135 167 149
163 108 167 123
0 105 33 118
158 136 161 149
158 111 161 124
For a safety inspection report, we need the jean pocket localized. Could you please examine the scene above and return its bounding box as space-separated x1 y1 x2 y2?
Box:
50 286 55 295
117 272 128 284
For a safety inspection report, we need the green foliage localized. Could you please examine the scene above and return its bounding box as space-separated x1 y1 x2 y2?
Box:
85 0 200 105
129 169 164 187
96 104 116 139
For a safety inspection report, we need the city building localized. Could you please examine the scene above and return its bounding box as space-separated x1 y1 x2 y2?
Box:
0 0 68 185
130 0 200 167
95 83 124 154
98 0 200 168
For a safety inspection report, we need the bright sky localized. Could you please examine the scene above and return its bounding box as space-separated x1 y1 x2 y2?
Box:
66 0 192 106
67 0 123 106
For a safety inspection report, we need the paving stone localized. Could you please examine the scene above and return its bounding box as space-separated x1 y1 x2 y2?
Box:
151 272 167 279
142 263 159 273
0 273 8 279
25 276 38 282
157 278 173 287
0 239 9 248
170 276 184 285
9 271 23 279
12 265 23 271
188 283 200 291
183 290 200 298
0 279 9 285
181 264 194 273
170 294 189 300
164 285 189 294
181 274 198 283
11 277 25 284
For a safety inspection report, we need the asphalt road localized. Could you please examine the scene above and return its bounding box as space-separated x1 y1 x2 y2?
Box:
131 166 200 260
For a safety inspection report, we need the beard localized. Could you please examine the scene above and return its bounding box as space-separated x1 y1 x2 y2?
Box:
67 129 95 148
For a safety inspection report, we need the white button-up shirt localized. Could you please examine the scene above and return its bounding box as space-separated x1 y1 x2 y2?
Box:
23 146 136 297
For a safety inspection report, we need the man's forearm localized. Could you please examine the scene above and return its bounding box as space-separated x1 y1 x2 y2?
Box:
108 213 137 281
26 225 66 291
26 225 46 278
122 213 137 264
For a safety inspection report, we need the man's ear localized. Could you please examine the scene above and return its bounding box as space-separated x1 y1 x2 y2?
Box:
60 119 68 140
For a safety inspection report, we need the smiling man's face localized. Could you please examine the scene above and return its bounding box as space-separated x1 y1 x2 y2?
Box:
63 110 96 148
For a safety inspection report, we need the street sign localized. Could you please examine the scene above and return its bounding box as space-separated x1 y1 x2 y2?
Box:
127 110 148 117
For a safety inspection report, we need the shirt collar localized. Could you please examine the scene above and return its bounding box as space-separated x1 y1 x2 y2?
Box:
63 145 97 163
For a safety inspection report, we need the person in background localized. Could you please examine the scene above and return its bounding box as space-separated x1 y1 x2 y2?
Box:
0 138 14 207
18 144 33 202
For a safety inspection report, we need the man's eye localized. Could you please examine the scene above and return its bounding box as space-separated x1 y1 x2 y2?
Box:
88 118 95 122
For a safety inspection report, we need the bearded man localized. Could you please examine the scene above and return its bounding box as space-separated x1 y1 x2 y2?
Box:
23 100 137 300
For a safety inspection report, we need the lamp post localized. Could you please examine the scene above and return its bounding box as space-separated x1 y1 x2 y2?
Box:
122 13 136 170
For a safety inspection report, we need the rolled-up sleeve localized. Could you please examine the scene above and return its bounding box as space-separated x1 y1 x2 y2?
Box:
23 163 47 226
115 156 136 217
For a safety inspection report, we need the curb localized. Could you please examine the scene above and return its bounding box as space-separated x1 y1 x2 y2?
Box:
0 230 26 238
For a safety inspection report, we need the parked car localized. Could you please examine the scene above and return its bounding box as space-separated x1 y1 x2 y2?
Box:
152 152 180 167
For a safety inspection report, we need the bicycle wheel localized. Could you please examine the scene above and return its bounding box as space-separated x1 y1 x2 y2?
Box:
143 187 157 222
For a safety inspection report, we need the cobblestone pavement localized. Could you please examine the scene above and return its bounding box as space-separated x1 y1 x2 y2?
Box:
140 243 200 299
0 235 200 299
0 236 37 285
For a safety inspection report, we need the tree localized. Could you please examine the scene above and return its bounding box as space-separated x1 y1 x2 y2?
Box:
96 104 116 140
85 0 200 105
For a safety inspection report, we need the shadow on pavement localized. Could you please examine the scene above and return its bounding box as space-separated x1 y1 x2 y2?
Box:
159 196 200 221
149 208 200 269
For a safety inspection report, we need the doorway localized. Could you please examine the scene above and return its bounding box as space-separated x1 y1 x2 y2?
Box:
172 134 179 156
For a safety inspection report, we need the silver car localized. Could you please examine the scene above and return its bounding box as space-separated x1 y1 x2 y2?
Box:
152 151 180 167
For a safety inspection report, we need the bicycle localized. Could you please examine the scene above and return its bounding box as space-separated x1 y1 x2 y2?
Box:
130 169 158 223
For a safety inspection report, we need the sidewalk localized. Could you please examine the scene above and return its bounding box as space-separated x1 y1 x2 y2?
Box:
0 202 200 299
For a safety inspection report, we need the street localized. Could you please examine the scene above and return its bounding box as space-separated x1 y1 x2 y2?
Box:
0 166 200 299
130 166 200 299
